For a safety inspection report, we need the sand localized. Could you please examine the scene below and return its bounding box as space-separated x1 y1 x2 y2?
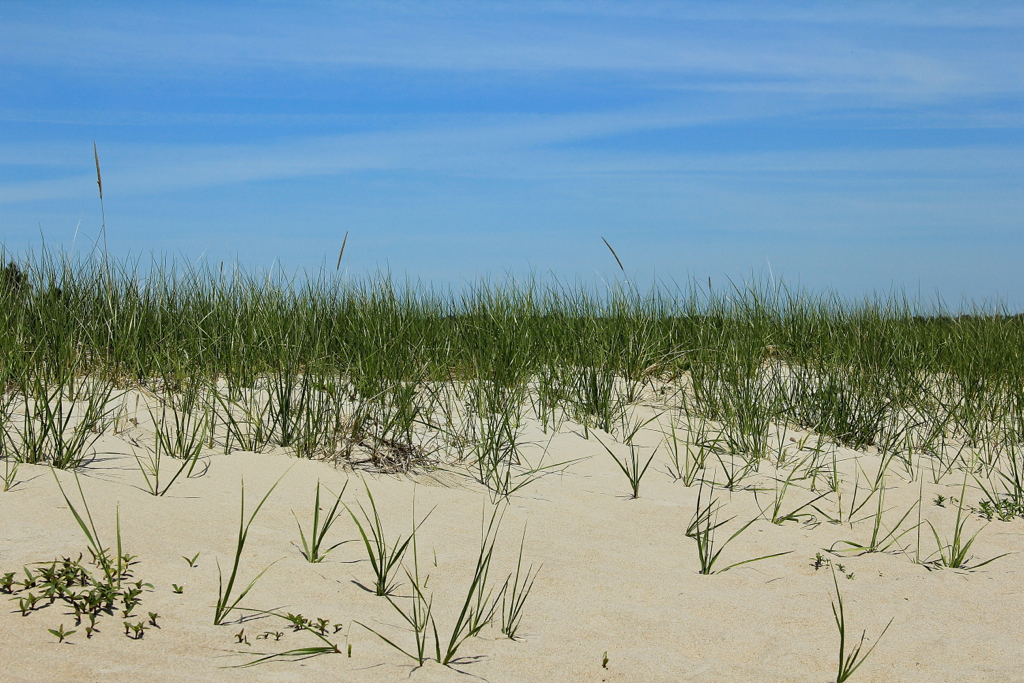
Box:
2 395 1023 682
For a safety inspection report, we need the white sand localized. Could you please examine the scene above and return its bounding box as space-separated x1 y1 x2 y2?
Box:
2 398 1022 682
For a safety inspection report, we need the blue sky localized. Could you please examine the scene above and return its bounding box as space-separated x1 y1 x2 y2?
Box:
2 1 1023 303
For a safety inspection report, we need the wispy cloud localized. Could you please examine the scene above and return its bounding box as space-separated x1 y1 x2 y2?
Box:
3 1 1022 101
3 109 1020 205
2 1 1022 298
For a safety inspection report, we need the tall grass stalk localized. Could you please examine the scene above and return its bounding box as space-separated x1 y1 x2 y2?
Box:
214 470 290 625
831 566 892 682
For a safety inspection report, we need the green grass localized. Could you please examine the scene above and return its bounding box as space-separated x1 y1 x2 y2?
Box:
293 480 349 563
831 566 893 682
1 249 1022 481
347 482 432 596
213 470 290 625
1 247 1023 675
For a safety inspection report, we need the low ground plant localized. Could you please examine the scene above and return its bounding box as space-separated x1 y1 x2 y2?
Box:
927 476 1008 570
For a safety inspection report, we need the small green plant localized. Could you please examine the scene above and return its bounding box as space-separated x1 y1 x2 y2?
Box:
830 457 919 555
256 630 284 641
688 479 792 574
757 453 829 525
293 480 349 563
933 495 946 507
132 395 208 496
596 435 656 499
359 502 434 666
976 497 1023 521
214 469 289 625
435 506 505 664
234 609 344 667
360 505 513 668
172 584 184 594
48 623 76 643
182 552 200 568
831 567 892 682
52 469 129 588
4 549 150 642
124 620 147 639
2 454 18 492
664 418 719 486
602 651 609 668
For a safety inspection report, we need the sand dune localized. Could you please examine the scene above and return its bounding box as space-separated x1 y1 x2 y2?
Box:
2 394 1022 683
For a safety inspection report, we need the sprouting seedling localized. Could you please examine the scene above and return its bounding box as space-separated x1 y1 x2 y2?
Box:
172 584 184 594
148 612 160 628
293 480 350 563
602 651 609 669
182 552 200 568
831 567 892 682
256 630 284 641
49 623 76 643
124 621 146 640
233 609 343 667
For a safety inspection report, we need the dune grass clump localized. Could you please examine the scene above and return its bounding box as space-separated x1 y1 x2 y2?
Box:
347 483 431 596
596 435 656 499
688 479 792 574
1 246 1022 491
360 504 538 668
